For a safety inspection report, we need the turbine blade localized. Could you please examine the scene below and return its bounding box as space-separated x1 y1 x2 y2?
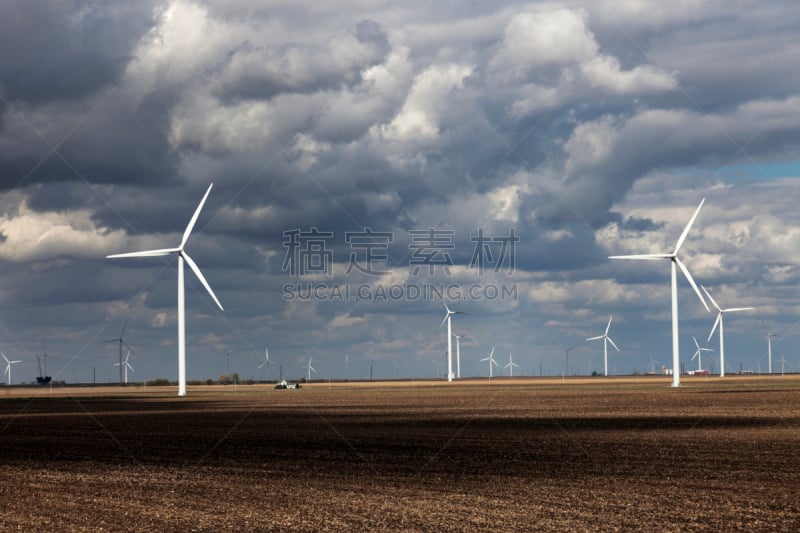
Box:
693 336 700 349
120 319 128 339
723 307 755 313
605 316 613 335
182 252 224 311
674 198 705 254
127 363 135 372
607 337 620 352
106 248 179 259
181 183 214 249
1 353 8 363
700 285 721 312
608 254 671 260
439 314 449 328
676 257 709 312
692 351 699 361
708 313 721 342
586 335 603 341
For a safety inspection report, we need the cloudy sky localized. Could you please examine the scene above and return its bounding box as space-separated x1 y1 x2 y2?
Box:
1 0 799 384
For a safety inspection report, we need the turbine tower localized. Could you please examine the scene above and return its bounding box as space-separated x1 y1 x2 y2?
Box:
480 346 498 379
2 352 22 386
609 199 710 387
586 316 619 377
701 286 754 378
691 336 712 372
440 303 463 382
504 352 519 377
453 334 466 380
106 183 224 397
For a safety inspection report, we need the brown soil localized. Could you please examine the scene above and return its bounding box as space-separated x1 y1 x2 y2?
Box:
1 377 799 531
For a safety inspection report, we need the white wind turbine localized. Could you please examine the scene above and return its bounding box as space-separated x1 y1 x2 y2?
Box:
480 346 498 379
2 352 22 386
114 349 135 384
767 333 779 375
648 354 662 374
101 319 132 385
691 336 713 372
258 346 273 381
106 183 224 397
305 356 316 382
586 316 619 377
440 303 464 382
504 352 519 377
701 285 754 378
609 199 710 387
453 334 466 380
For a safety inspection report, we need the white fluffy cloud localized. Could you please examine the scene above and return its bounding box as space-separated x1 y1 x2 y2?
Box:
0 201 127 262
377 63 473 142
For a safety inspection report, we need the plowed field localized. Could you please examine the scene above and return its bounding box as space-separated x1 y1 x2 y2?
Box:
2 376 799 531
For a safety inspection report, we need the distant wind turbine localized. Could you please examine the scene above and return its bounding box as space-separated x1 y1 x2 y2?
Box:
480 346 498 379
258 346 272 381
691 336 713 372
2 352 22 386
106 183 223 397
648 354 662 374
586 316 619 377
453 334 466 380
504 352 519 377
101 319 132 385
114 349 135 384
767 333 779 375
440 303 464 382
609 199 710 387
701 285 754 378
305 356 316 382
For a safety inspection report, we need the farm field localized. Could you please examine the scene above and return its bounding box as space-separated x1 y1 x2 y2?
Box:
1 376 799 531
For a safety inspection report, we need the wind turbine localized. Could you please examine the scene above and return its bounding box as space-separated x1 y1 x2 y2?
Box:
453 334 466 379
480 346 498 379
565 345 577 376
440 303 464 382
767 333 779 375
2 352 22 386
505 352 519 377
258 346 272 381
364 351 374 381
101 320 132 385
305 356 316 382
609 199 710 387
114 349 135 384
648 354 662 374
106 183 223 397
586 316 619 377
701 285 754 378
691 336 713 372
